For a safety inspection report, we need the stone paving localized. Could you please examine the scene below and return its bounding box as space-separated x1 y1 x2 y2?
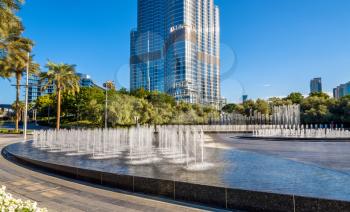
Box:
0 134 225 212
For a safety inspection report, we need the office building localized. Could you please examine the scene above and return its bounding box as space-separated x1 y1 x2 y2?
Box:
310 78 322 93
242 95 248 103
26 72 97 102
76 73 96 88
130 0 220 105
333 81 350 99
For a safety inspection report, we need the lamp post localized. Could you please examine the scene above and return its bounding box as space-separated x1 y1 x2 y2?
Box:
103 81 114 129
23 52 30 141
134 116 139 127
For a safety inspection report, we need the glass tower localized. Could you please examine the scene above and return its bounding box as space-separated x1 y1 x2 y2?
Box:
130 0 220 105
310 77 322 94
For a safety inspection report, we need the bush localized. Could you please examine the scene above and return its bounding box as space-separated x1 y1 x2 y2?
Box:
0 185 47 212
0 129 23 134
60 120 99 129
0 129 33 135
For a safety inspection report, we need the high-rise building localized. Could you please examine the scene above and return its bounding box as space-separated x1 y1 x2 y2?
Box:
333 81 350 99
130 0 220 105
242 95 248 103
310 77 322 93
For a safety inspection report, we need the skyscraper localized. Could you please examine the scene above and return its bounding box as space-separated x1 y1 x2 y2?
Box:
242 95 248 103
130 0 220 105
333 81 350 99
310 77 322 93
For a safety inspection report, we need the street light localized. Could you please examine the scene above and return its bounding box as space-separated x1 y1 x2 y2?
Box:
134 116 139 127
23 52 30 141
103 81 114 129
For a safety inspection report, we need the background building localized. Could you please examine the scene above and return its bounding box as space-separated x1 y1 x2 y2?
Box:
310 77 322 93
333 81 350 99
76 73 96 88
242 95 248 103
26 73 98 102
130 0 220 105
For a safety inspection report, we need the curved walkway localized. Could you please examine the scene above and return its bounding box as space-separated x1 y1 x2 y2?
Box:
0 135 223 212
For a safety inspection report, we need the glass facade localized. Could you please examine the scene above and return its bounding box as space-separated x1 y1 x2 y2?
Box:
310 78 322 93
130 0 220 105
333 82 350 99
26 73 96 103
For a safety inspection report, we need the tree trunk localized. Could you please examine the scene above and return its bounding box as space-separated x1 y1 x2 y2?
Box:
15 73 21 132
56 88 61 130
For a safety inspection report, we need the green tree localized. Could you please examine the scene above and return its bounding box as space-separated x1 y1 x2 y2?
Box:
268 97 292 107
309 92 330 99
73 87 104 121
40 61 80 129
254 99 270 115
242 99 255 116
329 96 350 124
222 103 238 113
35 94 54 116
0 36 38 132
0 0 23 40
130 88 150 99
285 92 304 104
147 91 176 107
118 87 129 95
11 100 24 122
301 94 333 124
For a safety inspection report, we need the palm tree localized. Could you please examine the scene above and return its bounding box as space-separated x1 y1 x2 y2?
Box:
1 0 38 132
0 0 23 41
11 100 24 123
0 36 39 132
40 61 80 130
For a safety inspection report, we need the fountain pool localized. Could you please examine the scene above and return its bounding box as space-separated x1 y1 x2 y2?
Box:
4 128 350 210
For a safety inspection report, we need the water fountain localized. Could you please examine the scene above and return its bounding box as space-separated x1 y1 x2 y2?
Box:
252 124 350 139
271 104 301 126
32 126 213 170
6 123 350 210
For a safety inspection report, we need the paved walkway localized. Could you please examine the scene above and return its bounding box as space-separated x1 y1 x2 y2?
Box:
0 135 221 212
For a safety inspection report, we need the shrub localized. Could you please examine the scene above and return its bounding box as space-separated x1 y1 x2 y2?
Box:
0 185 47 212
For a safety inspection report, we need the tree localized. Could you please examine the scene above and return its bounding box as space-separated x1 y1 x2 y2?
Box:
242 99 255 116
285 92 304 104
1 0 39 132
0 0 23 40
1 0 24 71
70 87 104 121
268 97 292 107
147 92 176 107
11 100 24 123
35 94 54 117
254 99 270 115
130 88 150 99
118 87 129 95
309 92 330 99
329 96 350 124
301 94 333 124
0 36 38 132
40 61 80 130
222 103 238 113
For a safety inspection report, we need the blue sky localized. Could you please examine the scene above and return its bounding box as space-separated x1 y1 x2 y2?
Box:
1 0 350 104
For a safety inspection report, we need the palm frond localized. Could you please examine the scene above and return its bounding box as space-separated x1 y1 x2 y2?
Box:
42 61 80 95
